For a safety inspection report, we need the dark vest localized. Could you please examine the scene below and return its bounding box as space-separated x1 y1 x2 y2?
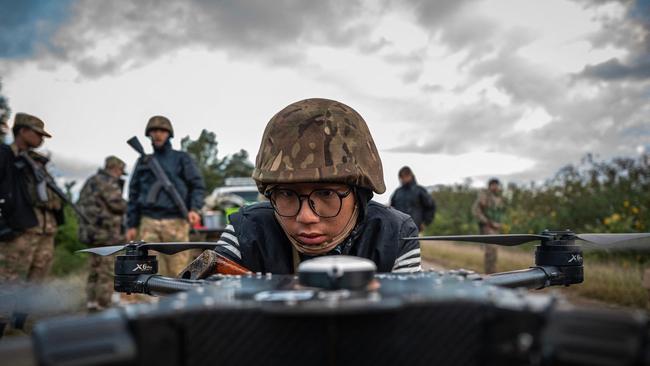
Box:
229 201 419 274
0 144 38 232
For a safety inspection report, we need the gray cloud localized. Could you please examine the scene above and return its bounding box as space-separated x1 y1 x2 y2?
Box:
580 57 650 80
359 37 392 54
46 151 97 183
387 16 650 184
4 0 649 187
35 0 378 78
387 100 524 155
403 0 482 27
578 0 650 81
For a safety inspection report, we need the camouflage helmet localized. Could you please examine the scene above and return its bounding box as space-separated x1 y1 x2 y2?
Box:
252 98 385 194
145 115 174 137
104 155 126 171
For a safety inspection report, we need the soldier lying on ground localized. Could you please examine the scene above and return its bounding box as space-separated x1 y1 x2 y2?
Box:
187 98 421 274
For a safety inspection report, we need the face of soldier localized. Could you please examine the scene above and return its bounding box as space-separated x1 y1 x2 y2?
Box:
489 182 501 195
399 173 413 186
18 128 45 149
274 183 356 247
149 129 170 148
107 165 125 178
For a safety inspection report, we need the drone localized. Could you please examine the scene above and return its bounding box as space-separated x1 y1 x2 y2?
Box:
1 230 649 366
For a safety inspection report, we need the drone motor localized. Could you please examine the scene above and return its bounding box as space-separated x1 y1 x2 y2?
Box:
534 230 584 286
114 243 158 294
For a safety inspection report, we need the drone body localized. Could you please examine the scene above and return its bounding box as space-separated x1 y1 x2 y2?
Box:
3 231 650 366
2 254 645 366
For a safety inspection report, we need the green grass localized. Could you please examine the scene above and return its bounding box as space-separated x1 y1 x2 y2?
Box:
421 242 647 309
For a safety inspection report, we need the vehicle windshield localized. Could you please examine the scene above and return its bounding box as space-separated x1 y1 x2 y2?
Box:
234 190 260 203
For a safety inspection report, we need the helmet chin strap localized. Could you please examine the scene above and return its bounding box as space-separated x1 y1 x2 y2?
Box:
276 204 359 256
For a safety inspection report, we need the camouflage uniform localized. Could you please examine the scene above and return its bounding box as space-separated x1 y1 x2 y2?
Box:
0 207 58 282
472 188 505 274
0 143 62 282
78 156 127 310
139 217 190 276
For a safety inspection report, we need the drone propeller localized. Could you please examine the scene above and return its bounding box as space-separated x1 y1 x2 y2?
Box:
79 242 222 256
575 233 650 250
78 245 126 256
410 234 547 246
408 232 650 249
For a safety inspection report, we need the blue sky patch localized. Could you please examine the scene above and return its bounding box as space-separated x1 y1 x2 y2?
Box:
0 0 75 58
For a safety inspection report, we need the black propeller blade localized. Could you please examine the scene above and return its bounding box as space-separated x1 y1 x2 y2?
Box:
78 245 126 256
407 234 547 246
79 242 221 256
406 232 650 249
576 233 650 250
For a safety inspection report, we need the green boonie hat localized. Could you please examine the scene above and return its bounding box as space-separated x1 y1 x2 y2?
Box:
104 155 126 171
252 98 386 194
145 115 174 137
14 113 52 138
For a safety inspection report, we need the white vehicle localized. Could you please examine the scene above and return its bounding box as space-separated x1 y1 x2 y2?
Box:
202 178 262 229
204 177 260 209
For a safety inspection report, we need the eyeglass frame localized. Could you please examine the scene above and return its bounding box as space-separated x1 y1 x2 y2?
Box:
264 187 353 218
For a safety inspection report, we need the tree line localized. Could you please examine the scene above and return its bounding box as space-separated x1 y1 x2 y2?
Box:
426 153 650 262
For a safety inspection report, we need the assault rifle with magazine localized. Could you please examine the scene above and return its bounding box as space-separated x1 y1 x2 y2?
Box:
127 136 192 227
17 151 90 224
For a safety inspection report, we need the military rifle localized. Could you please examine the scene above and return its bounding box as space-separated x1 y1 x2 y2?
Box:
127 137 193 228
17 151 90 224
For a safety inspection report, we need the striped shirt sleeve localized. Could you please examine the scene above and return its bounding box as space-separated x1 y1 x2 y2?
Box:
213 224 243 261
392 218 421 273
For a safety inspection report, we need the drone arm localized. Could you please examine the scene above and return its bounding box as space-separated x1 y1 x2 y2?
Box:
115 273 205 296
144 276 205 296
483 266 559 289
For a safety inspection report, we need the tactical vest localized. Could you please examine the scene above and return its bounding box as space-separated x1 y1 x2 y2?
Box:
484 193 505 223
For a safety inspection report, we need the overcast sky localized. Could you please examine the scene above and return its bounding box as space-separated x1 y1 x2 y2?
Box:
1 0 649 203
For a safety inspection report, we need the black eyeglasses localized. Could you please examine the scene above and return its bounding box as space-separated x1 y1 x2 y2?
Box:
266 188 352 218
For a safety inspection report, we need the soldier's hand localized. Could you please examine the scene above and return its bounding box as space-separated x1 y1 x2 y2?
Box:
188 211 201 226
126 228 137 242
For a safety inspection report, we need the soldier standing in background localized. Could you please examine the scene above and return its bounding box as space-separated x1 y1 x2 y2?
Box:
389 166 436 233
77 156 127 311
472 178 505 274
126 116 205 277
0 113 63 283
